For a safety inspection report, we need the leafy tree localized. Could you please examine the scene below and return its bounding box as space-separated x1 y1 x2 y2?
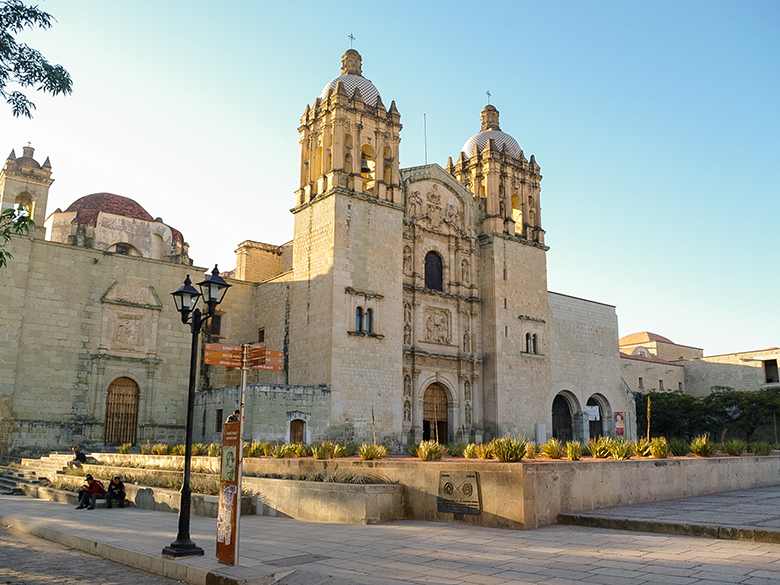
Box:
636 390 708 441
704 386 780 442
0 206 34 268
1 0 72 117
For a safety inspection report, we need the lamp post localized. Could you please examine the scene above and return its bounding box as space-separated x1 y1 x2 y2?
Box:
163 266 231 558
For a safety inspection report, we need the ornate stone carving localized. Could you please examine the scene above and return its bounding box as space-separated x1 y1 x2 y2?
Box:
403 247 412 273
114 317 141 348
461 260 469 284
465 403 472 426
464 380 471 401
424 307 451 345
404 303 412 324
407 190 423 218
404 324 412 345
404 399 411 422
463 328 471 353
404 375 411 397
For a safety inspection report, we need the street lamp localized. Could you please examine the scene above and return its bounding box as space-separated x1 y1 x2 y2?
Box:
163 265 231 558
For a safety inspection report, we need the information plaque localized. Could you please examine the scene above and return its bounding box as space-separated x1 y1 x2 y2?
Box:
437 471 481 515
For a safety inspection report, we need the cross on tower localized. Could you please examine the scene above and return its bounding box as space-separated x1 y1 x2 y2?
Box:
486 91 491 104
348 34 355 48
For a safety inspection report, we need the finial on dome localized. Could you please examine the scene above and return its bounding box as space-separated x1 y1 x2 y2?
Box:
22 144 35 158
341 49 362 76
480 105 500 132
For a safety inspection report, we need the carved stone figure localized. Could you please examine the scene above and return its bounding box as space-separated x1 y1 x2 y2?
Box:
404 376 411 397
465 403 472 426
404 400 411 422
425 308 450 344
404 303 412 324
404 324 412 345
403 247 412 272
407 191 423 218
464 380 471 401
461 260 469 284
463 329 471 353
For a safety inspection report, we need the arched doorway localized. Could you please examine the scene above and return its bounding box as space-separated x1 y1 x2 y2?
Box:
552 394 573 442
587 396 603 438
290 419 305 444
423 384 448 443
104 377 139 444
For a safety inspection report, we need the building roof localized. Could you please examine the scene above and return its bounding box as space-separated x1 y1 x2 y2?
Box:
66 193 154 221
619 352 683 367
619 331 674 346
319 50 381 107
461 105 523 161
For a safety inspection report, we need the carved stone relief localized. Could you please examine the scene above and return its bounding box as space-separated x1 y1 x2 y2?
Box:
424 307 451 345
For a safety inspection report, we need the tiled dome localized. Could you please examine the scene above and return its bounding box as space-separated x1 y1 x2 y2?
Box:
66 193 154 221
320 74 381 106
461 130 523 160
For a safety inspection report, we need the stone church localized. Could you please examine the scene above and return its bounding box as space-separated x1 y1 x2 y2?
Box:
0 50 635 455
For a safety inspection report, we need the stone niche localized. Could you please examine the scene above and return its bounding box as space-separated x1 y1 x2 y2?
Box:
99 277 162 358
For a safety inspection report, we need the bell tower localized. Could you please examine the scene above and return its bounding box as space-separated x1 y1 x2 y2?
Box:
0 145 54 238
288 50 406 444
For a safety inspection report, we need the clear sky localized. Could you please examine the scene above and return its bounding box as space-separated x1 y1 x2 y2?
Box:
5 0 779 356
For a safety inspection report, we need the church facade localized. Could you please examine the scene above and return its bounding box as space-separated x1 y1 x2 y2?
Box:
1 50 636 455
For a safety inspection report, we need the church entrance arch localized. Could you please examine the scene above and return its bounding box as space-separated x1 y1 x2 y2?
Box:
552 392 579 443
586 394 612 439
104 377 139 445
422 383 448 443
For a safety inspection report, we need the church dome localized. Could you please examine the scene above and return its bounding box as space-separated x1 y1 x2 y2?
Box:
319 49 381 107
461 105 523 160
65 193 154 221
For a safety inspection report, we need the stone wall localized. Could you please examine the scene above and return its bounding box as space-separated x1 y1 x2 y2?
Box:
681 348 780 397
620 355 685 394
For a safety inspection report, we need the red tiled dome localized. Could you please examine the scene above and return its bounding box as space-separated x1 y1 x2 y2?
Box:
15 156 41 169
66 193 154 221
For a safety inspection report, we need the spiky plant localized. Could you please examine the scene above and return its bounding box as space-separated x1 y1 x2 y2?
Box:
650 437 668 459
447 442 467 457
587 436 612 459
207 442 221 457
331 443 347 458
565 441 582 461
192 443 209 456
358 443 387 460
406 443 420 457
541 438 565 459
119 443 131 454
690 434 717 457
417 440 448 461
722 438 747 456
140 442 151 455
609 438 632 460
463 443 478 459
668 438 690 456
748 442 773 456
151 443 169 455
491 436 527 462
272 444 289 458
474 443 494 460
311 443 332 460
525 442 539 460
633 437 652 457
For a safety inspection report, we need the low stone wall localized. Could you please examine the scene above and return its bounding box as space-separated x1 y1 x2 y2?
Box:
243 477 404 525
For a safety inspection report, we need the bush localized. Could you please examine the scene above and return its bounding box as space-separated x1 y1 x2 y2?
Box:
119 443 131 454
587 436 612 459
650 437 668 459
609 439 632 460
565 441 582 461
525 442 538 459
463 443 477 459
207 443 221 457
311 443 332 460
491 436 527 462
406 443 419 457
291 443 309 458
170 444 186 456
722 438 747 456
541 438 565 459
358 444 387 460
748 442 773 456
668 438 690 456
417 440 447 461
447 442 467 457
474 443 494 460
633 438 652 457
690 434 717 457
140 443 151 455
151 443 169 456
331 443 347 458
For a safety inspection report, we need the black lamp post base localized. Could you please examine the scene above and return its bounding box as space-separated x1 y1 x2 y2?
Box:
162 541 205 558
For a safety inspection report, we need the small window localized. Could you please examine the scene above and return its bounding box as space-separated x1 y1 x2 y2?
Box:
210 314 223 337
638 377 644 389
258 328 265 343
505 326 508 337
215 409 223 433
659 380 664 391
504 298 507 309
765 359 779 384
115 244 131 255
526 333 532 353
355 307 364 332
365 308 373 334
678 382 683 391
424 251 443 291
532 334 538 354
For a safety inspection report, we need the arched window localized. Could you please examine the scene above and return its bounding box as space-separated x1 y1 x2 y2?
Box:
424 251 443 291
361 144 375 191
526 333 532 353
355 307 364 332
344 152 353 175
532 334 538 354
365 308 373 334
14 192 34 219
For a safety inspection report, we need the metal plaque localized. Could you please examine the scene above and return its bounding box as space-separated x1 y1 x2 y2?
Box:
437 471 480 515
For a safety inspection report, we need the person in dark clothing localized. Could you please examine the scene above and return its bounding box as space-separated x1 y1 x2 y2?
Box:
68 445 87 469
226 409 240 423
76 475 105 510
106 476 126 508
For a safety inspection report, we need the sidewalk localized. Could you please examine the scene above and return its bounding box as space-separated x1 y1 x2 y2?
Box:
2 488 780 585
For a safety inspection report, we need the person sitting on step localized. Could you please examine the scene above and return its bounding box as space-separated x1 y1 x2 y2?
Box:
106 476 126 509
75 475 105 510
68 445 87 469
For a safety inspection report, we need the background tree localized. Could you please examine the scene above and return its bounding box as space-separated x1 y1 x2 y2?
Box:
0 206 33 268
636 390 709 441
1 0 72 117
704 386 780 442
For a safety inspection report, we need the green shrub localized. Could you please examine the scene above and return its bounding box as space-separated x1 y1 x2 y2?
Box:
207 442 221 457
151 443 169 456
291 443 309 458
119 443 131 455
609 439 632 460
491 436 527 462
722 438 747 456
690 434 717 457
272 444 289 458
331 443 347 458
541 438 565 459
405 443 419 457
358 443 387 460
564 441 582 461
447 442 467 457
650 437 668 459
262 442 276 456
748 442 773 456
633 438 652 457
170 444 186 456
668 438 690 456
463 443 477 459
525 442 538 459
140 443 151 455
311 443 332 460
587 436 612 459
474 443 493 460
417 440 448 461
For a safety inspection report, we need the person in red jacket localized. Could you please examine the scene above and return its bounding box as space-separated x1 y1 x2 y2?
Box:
75 475 105 510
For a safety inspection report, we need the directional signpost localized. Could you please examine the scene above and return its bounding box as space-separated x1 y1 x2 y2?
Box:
204 342 282 565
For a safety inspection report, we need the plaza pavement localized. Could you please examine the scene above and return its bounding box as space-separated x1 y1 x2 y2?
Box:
2 486 780 585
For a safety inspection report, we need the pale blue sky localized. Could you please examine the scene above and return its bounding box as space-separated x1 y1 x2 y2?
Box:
6 0 779 356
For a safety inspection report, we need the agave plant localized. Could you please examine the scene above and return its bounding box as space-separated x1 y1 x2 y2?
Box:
564 441 582 461
722 438 747 456
587 436 612 459
358 443 388 460
208 442 221 457
474 443 494 460
540 438 565 459
690 434 717 457
331 443 347 458
406 443 420 457
119 443 131 455
524 442 539 459
668 438 690 456
491 436 527 462
140 442 151 455
463 443 478 459
747 442 773 456
311 442 332 460
417 440 448 461
192 442 209 456
609 438 632 460
650 437 668 459
151 443 169 456
633 437 652 457
447 442 467 457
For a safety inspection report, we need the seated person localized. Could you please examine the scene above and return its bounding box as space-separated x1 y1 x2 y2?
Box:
226 409 240 423
67 445 87 469
106 476 126 508
76 474 105 510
